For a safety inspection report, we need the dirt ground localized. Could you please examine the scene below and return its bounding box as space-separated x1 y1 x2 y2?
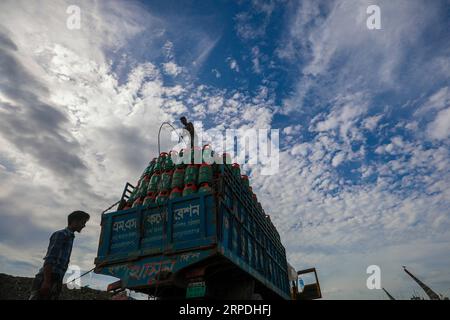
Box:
0 273 114 300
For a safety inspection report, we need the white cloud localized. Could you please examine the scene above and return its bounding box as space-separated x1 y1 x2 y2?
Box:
331 152 346 167
251 46 262 74
427 107 450 140
211 68 221 78
280 0 449 115
227 57 240 72
283 125 302 135
363 114 383 131
162 61 182 76
415 86 450 116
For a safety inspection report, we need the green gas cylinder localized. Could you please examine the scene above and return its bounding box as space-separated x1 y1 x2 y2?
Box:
156 190 169 205
182 183 197 197
148 172 161 193
169 187 183 200
144 159 156 176
184 165 198 185
132 197 143 208
198 183 213 194
155 152 167 172
232 163 240 177
138 175 150 197
202 145 215 164
198 163 213 185
164 155 175 172
171 167 185 189
143 192 157 206
159 171 173 192
241 175 250 189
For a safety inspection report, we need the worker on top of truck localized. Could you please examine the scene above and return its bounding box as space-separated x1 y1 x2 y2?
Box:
29 210 90 300
180 116 196 149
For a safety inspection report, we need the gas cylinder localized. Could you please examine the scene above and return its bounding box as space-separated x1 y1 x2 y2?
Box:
232 163 240 177
143 192 157 206
169 187 183 200
198 163 213 185
198 182 213 194
171 167 185 189
132 197 143 208
148 172 161 193
159 171 173 192
184 164 199 185
182 183 197 197
241 175 250 189
202 144 214 164
164 154 175 172
155 152 167 172
156 190 169 205
138 175 151 197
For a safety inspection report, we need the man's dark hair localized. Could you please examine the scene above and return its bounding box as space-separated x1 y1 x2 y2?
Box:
68 211 90 225
180 116 187 122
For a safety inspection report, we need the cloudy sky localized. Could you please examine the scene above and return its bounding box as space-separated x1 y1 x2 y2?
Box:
0 0 449 299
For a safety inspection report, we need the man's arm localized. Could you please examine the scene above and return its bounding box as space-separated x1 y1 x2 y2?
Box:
40 264 53 295
41 232 64 294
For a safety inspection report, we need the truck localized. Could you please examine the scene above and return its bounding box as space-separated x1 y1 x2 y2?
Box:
94 161 321 300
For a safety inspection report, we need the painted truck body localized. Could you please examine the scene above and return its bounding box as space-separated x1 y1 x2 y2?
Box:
94 165 291 299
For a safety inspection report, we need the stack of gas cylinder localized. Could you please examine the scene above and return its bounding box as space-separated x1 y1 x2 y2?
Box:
120 146 264 215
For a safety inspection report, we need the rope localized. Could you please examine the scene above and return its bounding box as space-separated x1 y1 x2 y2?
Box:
102 200 120 214
158 121 188 155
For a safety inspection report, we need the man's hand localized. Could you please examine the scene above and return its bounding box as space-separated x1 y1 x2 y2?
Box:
39 280 51 297
40 264 53 297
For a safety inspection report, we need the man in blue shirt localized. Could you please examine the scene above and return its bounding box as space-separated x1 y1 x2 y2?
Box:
29 211 90 300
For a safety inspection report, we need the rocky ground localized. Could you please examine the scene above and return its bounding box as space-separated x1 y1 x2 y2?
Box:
0 273 114 300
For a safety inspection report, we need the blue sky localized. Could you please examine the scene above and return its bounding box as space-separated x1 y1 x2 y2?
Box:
0 0 449 299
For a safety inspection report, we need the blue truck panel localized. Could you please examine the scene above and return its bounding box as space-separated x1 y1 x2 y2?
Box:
95 165 291 299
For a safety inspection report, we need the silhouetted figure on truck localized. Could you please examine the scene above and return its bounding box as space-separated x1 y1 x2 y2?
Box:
29 211 90 300
180 116 196 149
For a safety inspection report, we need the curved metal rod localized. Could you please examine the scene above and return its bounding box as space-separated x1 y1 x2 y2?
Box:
158 121 188 155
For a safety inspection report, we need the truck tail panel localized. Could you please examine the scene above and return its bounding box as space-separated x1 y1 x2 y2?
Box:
96 193 217 266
